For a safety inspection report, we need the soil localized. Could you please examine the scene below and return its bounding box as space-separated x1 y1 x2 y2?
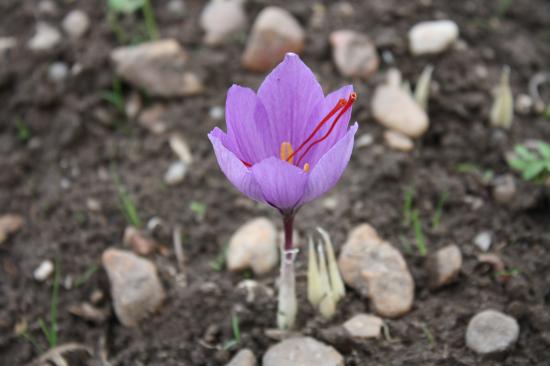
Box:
1 0 550 365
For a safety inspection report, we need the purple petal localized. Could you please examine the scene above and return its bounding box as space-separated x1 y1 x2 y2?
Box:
298 85 354 167
251 157 309 212
302 123 358 203
225 85 275 163
257 53 324 150
209 128 264 202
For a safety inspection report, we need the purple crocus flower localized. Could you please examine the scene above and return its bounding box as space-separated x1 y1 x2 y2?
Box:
208 53 358 216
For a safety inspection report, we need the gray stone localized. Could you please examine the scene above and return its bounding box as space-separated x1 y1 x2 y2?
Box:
0 37 17 55
263 337 344 366
474 231 492 252
62 10 90 39
338 224 414 318
102 248 165 327
226 348 256 366
111 39 203 97
28 22 61 51
330 30 379 80
48 62 69 82
200 0 247 45
466 310 519 354
227 217 278 275
426 244 462 289
493 175 516 204
409 20 459 55
343 313 383 339
242 7 304 72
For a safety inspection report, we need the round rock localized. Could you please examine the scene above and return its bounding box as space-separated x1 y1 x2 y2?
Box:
466 309 519 354
426 244 462 289
226 348 256 366
330 30 379 80
408 20 459 55
343 313 383 339
62 10 90 39
227 217 278 275
200 0 247 45
338 224 414 318
28 22 61 51
242 6 305 72
263 337 344 366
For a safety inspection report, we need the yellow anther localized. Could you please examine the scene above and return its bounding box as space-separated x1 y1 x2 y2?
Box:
280 142 294 163
303 163 310 172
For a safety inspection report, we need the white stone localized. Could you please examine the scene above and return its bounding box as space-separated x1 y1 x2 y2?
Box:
226 348 256 366
62 10 90 39
28 22 61 51
242 7 305 72
227 217 278 275
34 260 54 281
48 62 69 82
343 314 383 339
466 310 519 354
384 130 414 152
426 245 462 289
169 134 193 165
409 20 459 55
474 231 492 252
200 0 247 45
263 337 344 366
164 161 187 185
338 224 414 318
355 133 374 148
330 30 379 80
102 248 165 327
209 106 224 120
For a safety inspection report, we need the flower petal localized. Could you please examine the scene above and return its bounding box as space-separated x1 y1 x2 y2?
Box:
302 123 358 203
225 85 275 163
209 128 263 202
251 157 309 212
257 53 324 150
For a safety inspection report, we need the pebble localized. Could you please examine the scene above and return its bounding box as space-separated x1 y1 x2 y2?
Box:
28 22 61 51
227 217 278 275
125 92 142 120
48 62 69 82
200 0 247 45
338 224 414 318
242 7 305 72
123 226 157 256
69 302 110 323
343 314 383 339
167 0 186 14
0 214 24 245
466 309 519 354
169 134 193 165
515 94 533 115
164 161 187 185
138 105 168 134
209 106 224 120
0 37 17 55
493 175 516 204
102 248 165 327
426 244 462 289
62 10 90 39
355 133 374 148
371 71 429 138
384 130 414 152
111 39 202 97
38 0 58 16
236 279 274 303
263 337 344 366
33 260 54 281
329 30 379 80
226 348 256 366
408 20 459 55
474 231 492 252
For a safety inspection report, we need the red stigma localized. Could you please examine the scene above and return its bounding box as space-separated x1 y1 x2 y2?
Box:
295 92 356 166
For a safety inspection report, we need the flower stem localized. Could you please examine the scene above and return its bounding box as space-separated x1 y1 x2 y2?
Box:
277 215 298 330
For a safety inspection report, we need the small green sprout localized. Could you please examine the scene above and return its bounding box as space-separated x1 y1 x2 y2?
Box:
431 191 448 230
102 78 126 114
411 210 427 257
210 244 227 271
112 168 141 228
421 322 436 346
74 263 100 288
190 201 207 221
456 163 494 183
107 0 159 42
490 66 514 129
496 267 520 279
414 65 434 110
15 117 31 142
403 185 415 226
507 142 550 182
38 258 61 348
223 313 241 350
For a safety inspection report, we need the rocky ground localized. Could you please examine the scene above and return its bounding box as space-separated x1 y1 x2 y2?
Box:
1 0 550 365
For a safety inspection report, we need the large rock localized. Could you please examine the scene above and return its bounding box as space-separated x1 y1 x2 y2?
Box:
338 224 414 318
102 248 165 327
372 70 428 138
408 20 459 55
242 7 305 72
111 39 203 97
226 348 256 366
263 337 344 366
227 217 278 275
329 30 379 80
466 310 519 354
426 244 462 289
200 0 247 45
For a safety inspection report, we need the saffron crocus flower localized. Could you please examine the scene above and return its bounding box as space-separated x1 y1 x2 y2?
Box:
208 53 357 329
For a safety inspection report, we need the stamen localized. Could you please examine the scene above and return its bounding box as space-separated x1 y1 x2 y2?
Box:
303 163 310 172
286 98 347 163
280 142 294 163
296 93 356 167
241 160 252 168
